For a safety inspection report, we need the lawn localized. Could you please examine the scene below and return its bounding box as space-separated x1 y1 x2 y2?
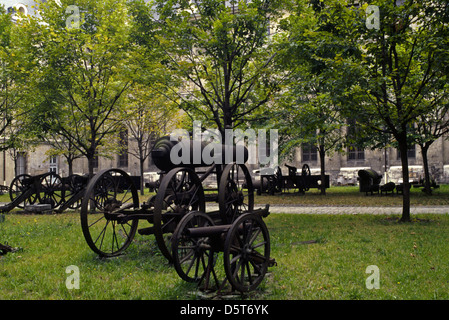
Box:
2 184 449 208
254 184 449 207
1 211 449 300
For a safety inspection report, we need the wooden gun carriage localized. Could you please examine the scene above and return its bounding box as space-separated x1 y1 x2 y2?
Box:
254 164 330 195
0 172 89 213
79 136 275 292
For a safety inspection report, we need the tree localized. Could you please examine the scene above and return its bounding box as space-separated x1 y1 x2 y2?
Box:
336 0 449 221
0 5 13 147
0 5 35 152
122 84 184 194
0 6 44 177
272 1 355 195
413 101 449 195
278 0 449 221
24 0 138 178
131 0 290 136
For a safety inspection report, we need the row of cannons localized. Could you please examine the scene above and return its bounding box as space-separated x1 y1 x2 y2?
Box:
0 172 89 214
1 137 276 294
253 164 330 195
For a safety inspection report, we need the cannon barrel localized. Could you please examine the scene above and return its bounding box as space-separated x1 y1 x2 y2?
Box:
358 169 382 194
151 136 249 172
184 205 270 238
186 224 231 238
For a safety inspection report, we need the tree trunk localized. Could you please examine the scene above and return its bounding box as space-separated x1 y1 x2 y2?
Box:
87 154 96 211
67 158 74 176
420 144 432 195
398 137 411 222
140 158 145 196
319 144 326 195
87 156 95 180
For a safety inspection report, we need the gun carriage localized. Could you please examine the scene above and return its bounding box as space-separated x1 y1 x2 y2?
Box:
80 136 275 292
55 174 90 212
1 172 90 214
254 164 330 195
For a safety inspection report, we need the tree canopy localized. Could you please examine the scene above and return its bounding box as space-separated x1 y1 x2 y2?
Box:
22 0 139 177
131 0 291 135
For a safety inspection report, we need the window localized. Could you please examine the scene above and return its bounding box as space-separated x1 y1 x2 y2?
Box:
302 143 318 162
16 152 27 175
49 156 58 173
117 129 128 168
347 146 365 161
397 145 416 160
15 4 27 15
346 118 365 161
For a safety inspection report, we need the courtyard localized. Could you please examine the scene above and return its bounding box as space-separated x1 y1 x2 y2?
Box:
1 186 449 301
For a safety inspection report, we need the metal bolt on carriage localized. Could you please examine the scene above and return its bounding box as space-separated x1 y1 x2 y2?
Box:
80 136 276 293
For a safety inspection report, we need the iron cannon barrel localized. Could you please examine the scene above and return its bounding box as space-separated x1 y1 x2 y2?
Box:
184 206 270 238
186 224 231 237
151 136 249 172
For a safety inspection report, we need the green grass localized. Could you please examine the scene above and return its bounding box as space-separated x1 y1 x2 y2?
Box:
265 214 449 299
255 185 449 207
2 184 449 208
1 212 449 300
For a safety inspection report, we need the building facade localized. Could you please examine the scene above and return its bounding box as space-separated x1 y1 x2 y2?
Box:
0 135 160 187
3 131 449 188
286 135 449 186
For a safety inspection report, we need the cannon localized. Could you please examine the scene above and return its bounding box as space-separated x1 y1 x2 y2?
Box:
79 136 275 292
254 164 330 195
1 172 90 214
1 172 64 213
171 206 275 292
80 137 255 259
151 136 249 172
358 169 382 195
55 174 90 213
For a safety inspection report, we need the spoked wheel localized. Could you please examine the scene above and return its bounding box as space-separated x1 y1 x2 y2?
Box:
65 174 86 210
266 166 283 195
153 167 205 262
223 213 271 293
172 211 218 286
9 174 37 209
80 169 140 257
38 172 64 209
218 162 254 224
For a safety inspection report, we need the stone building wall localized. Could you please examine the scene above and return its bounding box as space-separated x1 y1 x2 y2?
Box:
0 136 156 187
284 136 449 186
1 133 449 188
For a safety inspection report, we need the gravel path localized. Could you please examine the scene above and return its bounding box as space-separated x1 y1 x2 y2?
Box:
206 204 449 215
3 202 448 215
263 204 449 215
